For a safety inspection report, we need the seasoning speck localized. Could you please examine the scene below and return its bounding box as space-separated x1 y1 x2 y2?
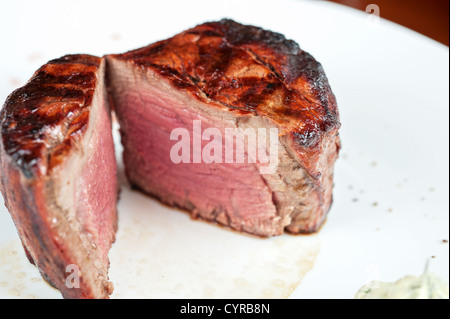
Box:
372 202 379 207
443 240 448 244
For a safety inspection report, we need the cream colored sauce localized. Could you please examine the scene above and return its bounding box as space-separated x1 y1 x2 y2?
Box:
356 272 449 299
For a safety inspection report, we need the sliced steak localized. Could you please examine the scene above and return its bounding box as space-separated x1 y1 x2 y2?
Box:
0 55 117 298
107 19 341 236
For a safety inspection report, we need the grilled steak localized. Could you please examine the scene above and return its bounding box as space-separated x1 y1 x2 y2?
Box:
107 19 341 236
0 55 117 298
0 19 340 299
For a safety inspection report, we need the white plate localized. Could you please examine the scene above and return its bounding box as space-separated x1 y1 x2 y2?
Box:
0 0 448 299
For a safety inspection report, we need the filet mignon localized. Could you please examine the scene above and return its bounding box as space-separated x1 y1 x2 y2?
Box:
107 19 341 236
0 55 117 298
0 19 341 299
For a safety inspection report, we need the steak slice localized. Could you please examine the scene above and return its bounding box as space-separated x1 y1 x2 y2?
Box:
107 19 341 236
0 55 117 298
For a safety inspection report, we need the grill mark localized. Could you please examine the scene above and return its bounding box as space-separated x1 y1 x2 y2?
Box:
33 71 96 89
245 48 285 83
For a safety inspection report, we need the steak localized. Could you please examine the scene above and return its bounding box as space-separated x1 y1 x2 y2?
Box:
0 55 117 298
107 19 341 236
0 19 340 299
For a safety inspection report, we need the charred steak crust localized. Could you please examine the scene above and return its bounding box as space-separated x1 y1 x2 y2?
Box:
0 54 117 299
113 19 340 180
1 54 100 178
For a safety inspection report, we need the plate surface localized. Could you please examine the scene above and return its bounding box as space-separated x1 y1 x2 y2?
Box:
0 0 448 299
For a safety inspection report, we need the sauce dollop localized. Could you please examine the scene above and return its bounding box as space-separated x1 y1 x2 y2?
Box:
356 273 449 299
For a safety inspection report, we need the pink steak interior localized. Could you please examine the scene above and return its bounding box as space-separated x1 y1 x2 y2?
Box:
107 58 284 236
